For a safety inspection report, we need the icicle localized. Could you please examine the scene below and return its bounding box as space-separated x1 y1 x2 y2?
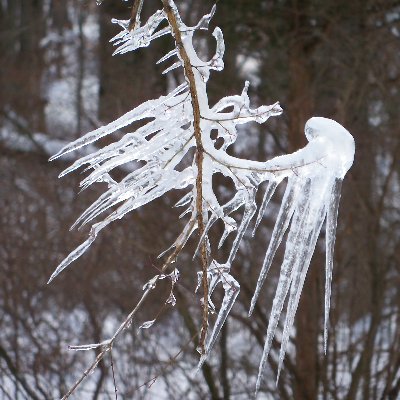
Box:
193 191 244 259
158 217 197 259
49 103 152 160
252 179 279 236
174 192 192 207
162 61 182 75
179 207 191 219
194 5 216 30
218 216 237 249
50 82 188 161
276 198 327 382
69 340 110 351
150 26 172 41
249 178 300 316
139 320 156 330
226 191 257 264
157 48 178 64
197 262 240 369
110 9 167 55
48 219 110 283
193 214 217 260
254 184 312 395
324 178 342 354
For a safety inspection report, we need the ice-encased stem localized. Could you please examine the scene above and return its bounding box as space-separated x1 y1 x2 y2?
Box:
197 266 240 369
162 0 211 353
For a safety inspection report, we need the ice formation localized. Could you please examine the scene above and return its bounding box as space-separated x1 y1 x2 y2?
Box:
249 117 355 393
49 0 354 395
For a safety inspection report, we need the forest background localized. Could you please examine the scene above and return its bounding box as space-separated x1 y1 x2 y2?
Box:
0 0 399 399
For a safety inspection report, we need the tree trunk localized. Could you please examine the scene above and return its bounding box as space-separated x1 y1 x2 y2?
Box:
287 2 319 399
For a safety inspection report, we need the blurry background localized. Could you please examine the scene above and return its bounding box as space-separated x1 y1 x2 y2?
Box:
1 0 399 399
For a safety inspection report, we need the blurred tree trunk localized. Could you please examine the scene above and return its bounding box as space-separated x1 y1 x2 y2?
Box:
50 0 71 78
286 2 319 399
76 4 85 137
343 6 385 398
19 0 46 132
0 0 46 132
287 1 312 153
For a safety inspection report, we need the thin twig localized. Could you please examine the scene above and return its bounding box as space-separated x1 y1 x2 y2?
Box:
129 0 145 31
134 332 198 392
61 351 106 400
110 349 118 400
204 147 325 174
0 109 46 156
60 225 192 400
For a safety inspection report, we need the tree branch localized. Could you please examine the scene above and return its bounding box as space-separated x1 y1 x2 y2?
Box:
162 0 209 354
128 0 144 31
60 223 193 400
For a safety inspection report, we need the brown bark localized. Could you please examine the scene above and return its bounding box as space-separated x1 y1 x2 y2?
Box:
162 0 209 353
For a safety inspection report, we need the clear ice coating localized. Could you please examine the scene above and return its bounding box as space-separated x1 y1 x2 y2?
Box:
138 320 156 330
250 117 355 396
48 0 355 394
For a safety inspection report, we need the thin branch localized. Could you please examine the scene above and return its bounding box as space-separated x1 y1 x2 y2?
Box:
134 332 198 393
0 109 46 155
60 220 193 400
128 0 145 31
204 147 325 174
110 349 118 400
162 0 209 354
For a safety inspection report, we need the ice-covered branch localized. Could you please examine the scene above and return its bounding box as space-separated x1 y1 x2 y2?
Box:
162 0 210 353
49 1 355 397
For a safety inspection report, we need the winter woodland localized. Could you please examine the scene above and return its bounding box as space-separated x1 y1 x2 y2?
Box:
1 1 399 399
